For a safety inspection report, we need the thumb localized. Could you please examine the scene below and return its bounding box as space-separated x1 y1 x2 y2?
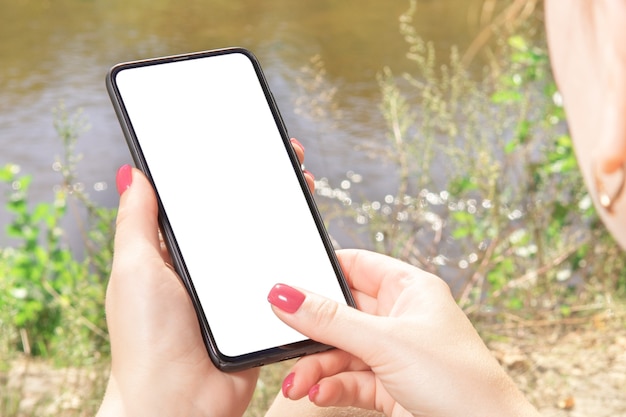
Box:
267 284 385 362
112 165 162 270
107 165 166 334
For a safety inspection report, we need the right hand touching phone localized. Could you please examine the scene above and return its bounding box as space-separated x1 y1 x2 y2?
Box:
268 249 540 417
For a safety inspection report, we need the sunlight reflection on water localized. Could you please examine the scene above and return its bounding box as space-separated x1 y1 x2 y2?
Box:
0 0 533 252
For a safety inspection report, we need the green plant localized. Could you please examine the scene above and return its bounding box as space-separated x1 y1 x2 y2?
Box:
312 0 626 317
0 103 114 363
0 103 114 416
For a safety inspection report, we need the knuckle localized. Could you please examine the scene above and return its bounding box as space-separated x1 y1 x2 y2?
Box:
310 297 342 330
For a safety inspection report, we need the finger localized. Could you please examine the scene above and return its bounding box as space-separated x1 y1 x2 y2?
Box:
290 138 316 193
290 138 305 164
268 284 388 365
303 169 315 194
282 350 367 399
351 289 377 314
107 165 186 356
109 166 170 304
336 249 423 302
309 371 384 413
113 165 161 258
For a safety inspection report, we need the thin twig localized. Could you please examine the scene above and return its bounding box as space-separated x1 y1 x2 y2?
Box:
462 0 540 66
491 236 591 299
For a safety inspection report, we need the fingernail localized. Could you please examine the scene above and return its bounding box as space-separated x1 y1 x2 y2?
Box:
281 372 295 397
116 164 133 195
303 169 315 181
290 138 305 152
268 284 305 313
308 384 320 402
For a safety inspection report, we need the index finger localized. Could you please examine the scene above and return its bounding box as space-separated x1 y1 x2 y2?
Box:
336 249 426 301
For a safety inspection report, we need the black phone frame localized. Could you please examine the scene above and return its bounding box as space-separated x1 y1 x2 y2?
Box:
106 47 356 372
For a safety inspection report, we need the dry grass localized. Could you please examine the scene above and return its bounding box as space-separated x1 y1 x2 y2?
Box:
479 301 626 416
0 355 292 417
0 357 108 417
4 302 626 417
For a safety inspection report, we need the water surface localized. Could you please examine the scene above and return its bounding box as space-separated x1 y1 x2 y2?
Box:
0 0 527 249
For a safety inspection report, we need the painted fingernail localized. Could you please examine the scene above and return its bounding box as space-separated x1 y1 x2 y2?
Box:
303 169 315 181
268 284 306 313
282 372 295 397
116 164 133 195
290 138 305 152
308 384 320 402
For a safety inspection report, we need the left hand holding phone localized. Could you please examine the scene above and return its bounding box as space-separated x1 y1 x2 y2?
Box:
96 166 259 417
98 138 309 417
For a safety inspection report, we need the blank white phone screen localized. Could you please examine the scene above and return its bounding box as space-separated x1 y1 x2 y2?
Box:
114 52 347 358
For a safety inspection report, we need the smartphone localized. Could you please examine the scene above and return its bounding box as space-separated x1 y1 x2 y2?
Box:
106 47 355 372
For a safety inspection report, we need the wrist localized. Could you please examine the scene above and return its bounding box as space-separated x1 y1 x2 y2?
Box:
96 372 204 417
96 374 124 417
482 374 541 417
96 368 247 417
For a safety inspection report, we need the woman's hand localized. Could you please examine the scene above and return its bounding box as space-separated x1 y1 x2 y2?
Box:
268 249 540 417
98 165 258 417
97 138 309 417
290 138 315 192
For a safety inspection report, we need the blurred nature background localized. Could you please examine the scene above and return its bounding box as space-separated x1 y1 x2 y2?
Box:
1 0 625 416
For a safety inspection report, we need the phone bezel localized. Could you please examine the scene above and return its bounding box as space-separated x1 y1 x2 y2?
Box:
106 47 355 372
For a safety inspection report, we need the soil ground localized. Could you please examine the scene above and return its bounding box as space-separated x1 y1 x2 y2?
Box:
480 303 626 416
4 305 626 416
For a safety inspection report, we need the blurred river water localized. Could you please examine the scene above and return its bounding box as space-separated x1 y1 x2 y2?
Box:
0 0 536 250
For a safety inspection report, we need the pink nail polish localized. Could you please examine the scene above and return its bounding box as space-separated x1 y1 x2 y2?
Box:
303 169 315 181
282 372 295 397
308 384 320 402
290 138 305 152
116 164 133 195
267 284 305 313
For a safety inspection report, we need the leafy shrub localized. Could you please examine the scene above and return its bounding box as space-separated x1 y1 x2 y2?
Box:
310 0 626 314
0 104 114 363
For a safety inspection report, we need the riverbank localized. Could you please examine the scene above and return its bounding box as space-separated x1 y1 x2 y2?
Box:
3 299 625 417
481 302 626 416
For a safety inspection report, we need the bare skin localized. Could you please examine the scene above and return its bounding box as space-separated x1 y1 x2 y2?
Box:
98 1 626 414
